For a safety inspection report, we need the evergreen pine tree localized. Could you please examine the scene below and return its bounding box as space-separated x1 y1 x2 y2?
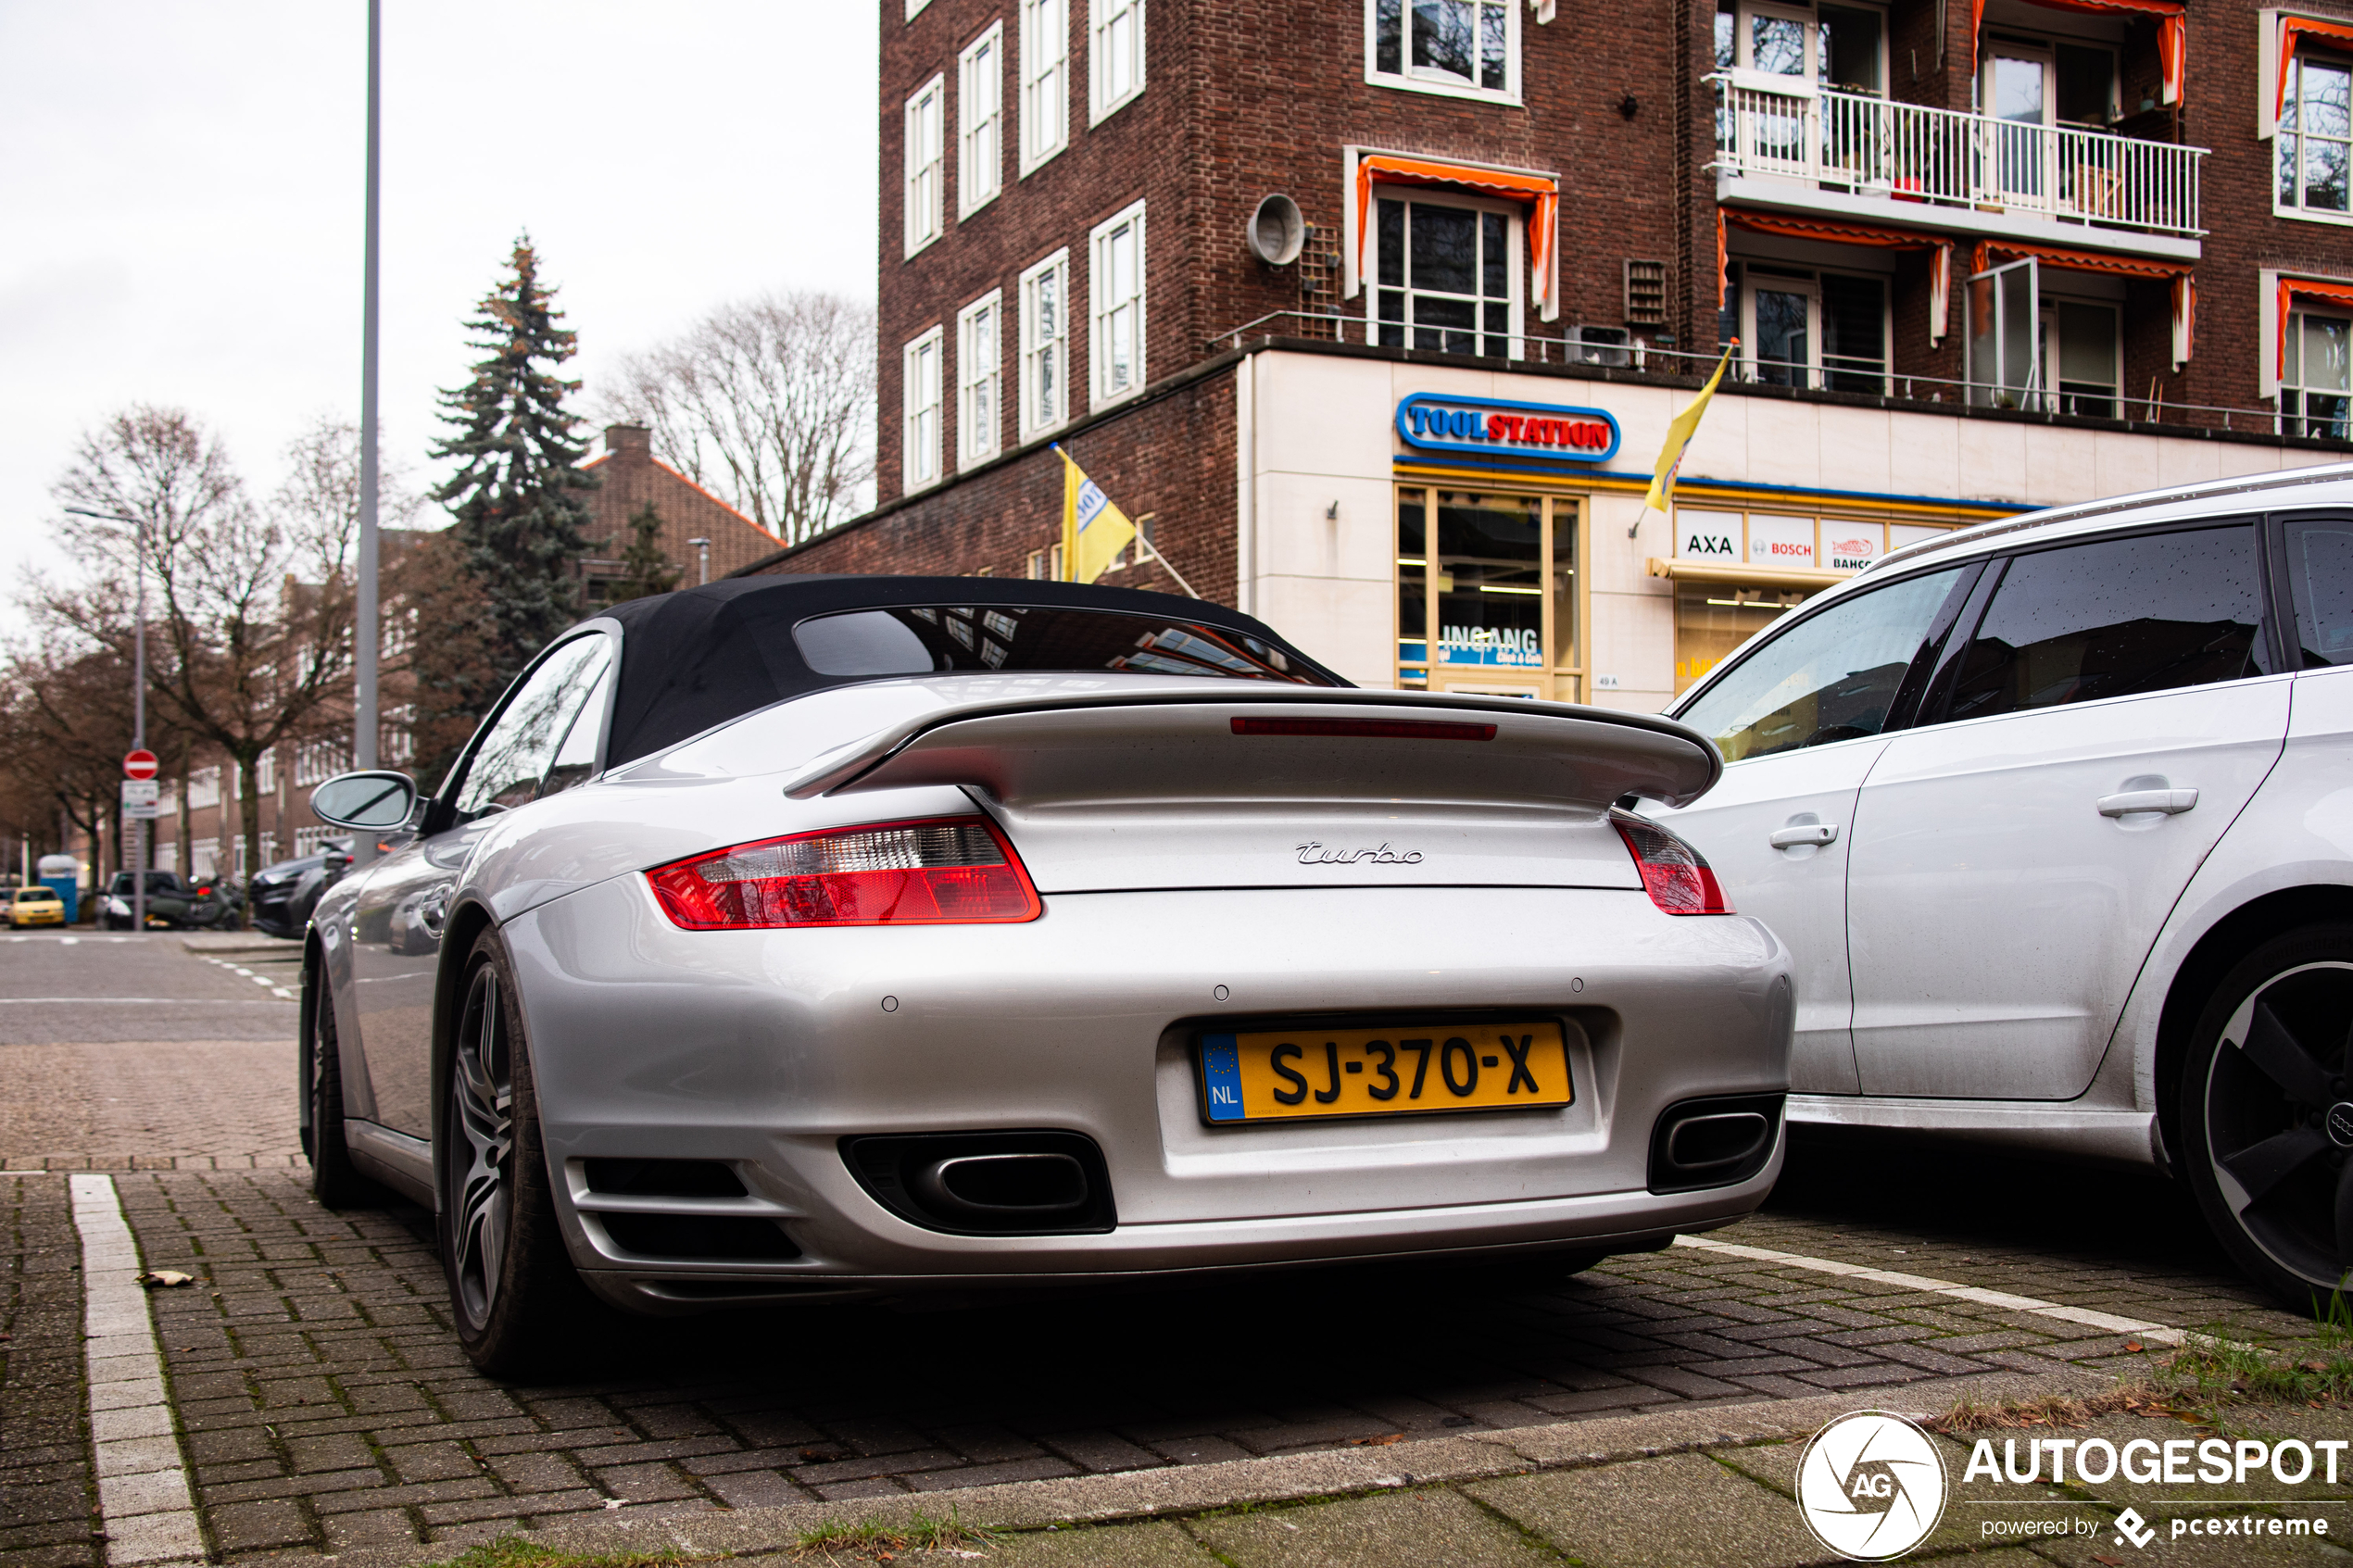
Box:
611 502 682 603
429 236 598 696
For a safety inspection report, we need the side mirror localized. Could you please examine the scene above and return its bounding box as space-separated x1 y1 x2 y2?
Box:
310 771 418 831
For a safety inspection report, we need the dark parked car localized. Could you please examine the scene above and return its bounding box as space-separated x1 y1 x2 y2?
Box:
102 870 244 931
248 843 351 940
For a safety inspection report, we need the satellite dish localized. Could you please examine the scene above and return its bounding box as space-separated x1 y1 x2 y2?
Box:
1247 194 1305 267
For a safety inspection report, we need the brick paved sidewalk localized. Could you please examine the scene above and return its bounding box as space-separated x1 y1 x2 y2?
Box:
0 1043 301 1173
0 1175 96 1568
73 1168 2320 1562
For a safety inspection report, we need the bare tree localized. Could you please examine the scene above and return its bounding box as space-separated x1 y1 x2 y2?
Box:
603 291 876 545
42 407 361 899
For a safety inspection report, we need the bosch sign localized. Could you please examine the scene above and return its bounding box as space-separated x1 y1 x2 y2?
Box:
1395 393 1621 464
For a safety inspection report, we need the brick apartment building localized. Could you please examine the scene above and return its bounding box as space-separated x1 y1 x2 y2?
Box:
580 423 786 596
744 0 2353 708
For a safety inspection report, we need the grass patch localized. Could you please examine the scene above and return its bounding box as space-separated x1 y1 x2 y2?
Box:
422 1539 706 1568
792 1507 999 1560
1929 1386 2153 1434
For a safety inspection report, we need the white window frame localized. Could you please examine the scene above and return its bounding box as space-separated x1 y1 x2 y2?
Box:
1020 0 1071 173
903 74 946 257
2279 303 2353 436
959 23 1005 219
1363 0 1521 106
1363 189 1525 358
1089 0 1145 124
902 326 945 494
1019 248 1073 438
2275 45 2353 224
1088 201 1148 408
957 291 1004 468
908 0 931 18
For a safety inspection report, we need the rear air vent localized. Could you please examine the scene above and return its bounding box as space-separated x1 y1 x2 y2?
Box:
583 1159 748 1198
1647 1094 1782 1194
596 1212 801 1261
842 1131 1116 1236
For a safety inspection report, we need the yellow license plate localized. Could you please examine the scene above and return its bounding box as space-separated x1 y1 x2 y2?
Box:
1198 1021 1572 1124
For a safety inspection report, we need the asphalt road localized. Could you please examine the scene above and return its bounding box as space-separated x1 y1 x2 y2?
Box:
0 931 298 1043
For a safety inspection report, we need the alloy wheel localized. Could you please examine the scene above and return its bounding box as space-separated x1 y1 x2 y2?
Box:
2202 960 2353 1290
448 963 515 1326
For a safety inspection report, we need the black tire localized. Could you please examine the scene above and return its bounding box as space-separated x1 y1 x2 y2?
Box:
2180 923 2353 1311
305 974 380 1210
439 929 610 1379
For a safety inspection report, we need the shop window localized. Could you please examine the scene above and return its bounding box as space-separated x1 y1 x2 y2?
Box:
1368 0 1517 102
1089 202 1147 406
2279 51 2352 216
1395 488 1578 697
902 326 944 493
1020 0 1069 174
959 23 1004 218
957 292 1002 467
1732 264 1886 393
904 75 945 257
1089 0 1144 124
2283 309 2352 438
1019 248 1071 437
1371 194 1519 359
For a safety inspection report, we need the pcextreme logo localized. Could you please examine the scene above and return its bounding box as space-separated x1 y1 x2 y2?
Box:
1795 1411 1948 1561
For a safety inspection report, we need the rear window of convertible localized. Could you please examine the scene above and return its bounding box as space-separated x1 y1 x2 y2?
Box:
792 606 1338 684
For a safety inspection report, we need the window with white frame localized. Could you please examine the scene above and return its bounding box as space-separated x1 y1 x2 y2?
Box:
293 734 352 788
2284 308 2353 437
1089 202 1147 405
1367 193 1520 358
187 766 220 811
960 24 1004 217
958 292 1003 466
256 750 275 796
1020 0 1070 171
904 75 946 256
903 327 945 491
908 0 931 19
1019 249 1072 436
2280 49 2353 215
1367 0 1516 102
1089 0 1144 123
1721 261 1888 394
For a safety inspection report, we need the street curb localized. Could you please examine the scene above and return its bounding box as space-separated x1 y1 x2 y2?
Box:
282 1366 2108 1568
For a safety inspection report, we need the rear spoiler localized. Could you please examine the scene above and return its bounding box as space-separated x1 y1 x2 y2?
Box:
783 690 1720 811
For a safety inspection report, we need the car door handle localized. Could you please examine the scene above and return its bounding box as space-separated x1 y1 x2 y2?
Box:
2097 788 2198 818
1768 823 1840 848
418 889 449 935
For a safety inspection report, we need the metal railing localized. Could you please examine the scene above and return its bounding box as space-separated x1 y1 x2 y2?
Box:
1214 311 2339 439
1708 74 2207 238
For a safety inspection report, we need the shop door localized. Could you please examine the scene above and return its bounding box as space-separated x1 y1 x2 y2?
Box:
1397 489 1578 698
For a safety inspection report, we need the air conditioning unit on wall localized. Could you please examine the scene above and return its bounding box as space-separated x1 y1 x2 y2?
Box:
1567 326 1632 368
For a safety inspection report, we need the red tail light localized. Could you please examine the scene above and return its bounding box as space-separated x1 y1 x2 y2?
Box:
647 817 1042 930
1611 810 1732 915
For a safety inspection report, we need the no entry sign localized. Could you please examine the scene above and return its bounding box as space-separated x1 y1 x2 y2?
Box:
122 749 157 781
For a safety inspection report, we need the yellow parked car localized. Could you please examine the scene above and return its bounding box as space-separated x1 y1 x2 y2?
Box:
8 884 64 927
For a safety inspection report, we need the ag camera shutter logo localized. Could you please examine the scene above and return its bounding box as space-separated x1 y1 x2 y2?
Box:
1795 1411 1949 1561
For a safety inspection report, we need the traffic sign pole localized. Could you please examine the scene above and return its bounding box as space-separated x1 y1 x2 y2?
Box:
121 750 156 932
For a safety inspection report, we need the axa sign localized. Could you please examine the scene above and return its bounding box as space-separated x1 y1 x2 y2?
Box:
1396 394 1621 464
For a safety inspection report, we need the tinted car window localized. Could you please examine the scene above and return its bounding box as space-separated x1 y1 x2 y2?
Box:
1674 567 1969 762
793 606 1336 684
451 636 614 822
1943 524 2272 723
2283 515 2353 667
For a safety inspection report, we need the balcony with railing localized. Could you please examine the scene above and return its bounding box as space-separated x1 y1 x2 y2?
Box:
1709 74 2207 245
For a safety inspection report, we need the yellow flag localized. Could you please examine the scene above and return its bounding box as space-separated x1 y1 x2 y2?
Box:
1058 446 1138 584
1642 341 1738 518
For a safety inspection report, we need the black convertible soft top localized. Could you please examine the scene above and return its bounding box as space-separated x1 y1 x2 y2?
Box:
593 575 1345 766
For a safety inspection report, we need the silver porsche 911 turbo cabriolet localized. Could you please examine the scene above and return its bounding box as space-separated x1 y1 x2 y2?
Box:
300 576 1791 1374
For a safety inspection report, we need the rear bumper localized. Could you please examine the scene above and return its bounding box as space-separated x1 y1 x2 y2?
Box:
504 877 1793 1309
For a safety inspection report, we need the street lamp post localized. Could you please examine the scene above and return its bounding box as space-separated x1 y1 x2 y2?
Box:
63 506 147 935
688 538 712 586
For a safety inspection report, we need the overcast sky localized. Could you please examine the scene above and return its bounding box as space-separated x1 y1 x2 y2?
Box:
0 2 878 632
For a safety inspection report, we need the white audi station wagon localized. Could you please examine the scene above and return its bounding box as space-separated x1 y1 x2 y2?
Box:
1655 463 2353 1305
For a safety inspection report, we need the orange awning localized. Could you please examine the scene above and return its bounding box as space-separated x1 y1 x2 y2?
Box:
1972 241 2196 364
1723 209 1955 343
2279 276 2353 378
1355 154 1559 319
2279 16 2353 119
1971 0 2183 105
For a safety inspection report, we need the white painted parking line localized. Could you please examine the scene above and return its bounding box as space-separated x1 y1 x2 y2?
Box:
0 997 292 1005
69 1174 205 1565
1672 1234 2186 1346
200 955 296 1001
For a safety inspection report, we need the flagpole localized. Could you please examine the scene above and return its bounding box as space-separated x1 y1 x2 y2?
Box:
1631 339 1738 539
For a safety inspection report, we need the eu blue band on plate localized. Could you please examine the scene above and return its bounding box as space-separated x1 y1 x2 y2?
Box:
1201 1034 1244 1122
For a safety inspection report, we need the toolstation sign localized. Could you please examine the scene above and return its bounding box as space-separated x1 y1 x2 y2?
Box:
1395 393 1621 464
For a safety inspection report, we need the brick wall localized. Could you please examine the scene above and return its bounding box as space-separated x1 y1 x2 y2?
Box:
579 425 783 585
